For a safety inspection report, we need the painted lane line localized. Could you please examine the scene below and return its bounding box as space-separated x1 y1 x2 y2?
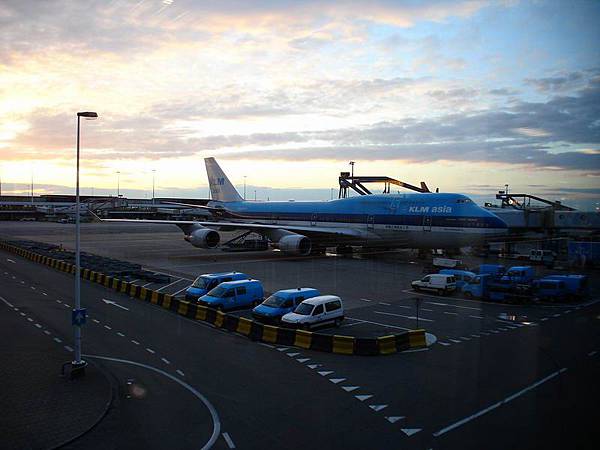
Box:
84 354 221 450
339 321 365 328
56 300 62 303
258 342 274 349
104 325 112 330
449 339 461 343
35 323 42 328
355 395 373 401
490 330 500 333
345 316 411 331
480 332 490 336
369 404 388 412
460 336 471 341
44 330 51 335
286 352 300 357
176 369 185 377
318 371 333 376
470 334 480 338
92 319 100 324
27 317 33 322
444 311 458 316
402 428 422 437
342 386 360 392
30 286 36 290
222 432 236 449
131 340 140 345
553 313 561 318
64 345 74 352
161 357 171 365
374 311 434 322
155 278 185 293
540 318 549 321
296 358 310 363
42 292 47 296
20 312 26 316
329 378 346 384
438 342 451 346
386 416 405 424
14 307 19 311
564 310 572 314
395 305 412 310
360 298 373 302
6 258 16 264
141 282 153 288
117 332 125 337
427 301 448 307
469 315 484 320
276 347 289 352
172 284 192 297
421 308 434 312
588 351 597 357
63 304 70 308
54 337 62 343
379 302 391 306
433 368 568 437
307 364 320 369
0 296 14 307
146 348 156 354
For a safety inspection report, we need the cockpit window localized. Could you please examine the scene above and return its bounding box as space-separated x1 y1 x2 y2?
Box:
456 198 473 204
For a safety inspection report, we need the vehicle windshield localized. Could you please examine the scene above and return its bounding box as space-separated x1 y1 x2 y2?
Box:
294 303 314 315
262 295 286 307
207 285 227 298
192 276 209 289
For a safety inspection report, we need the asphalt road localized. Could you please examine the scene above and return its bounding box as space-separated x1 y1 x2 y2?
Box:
1 222 599 449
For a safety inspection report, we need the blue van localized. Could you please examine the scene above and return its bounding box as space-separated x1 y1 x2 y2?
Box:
439 269 476 289
198 279 264 311
501 266 535 284
544 274 589 300
533 278 569 302
477 264 506 276
185 272 249 301
252 288 321 324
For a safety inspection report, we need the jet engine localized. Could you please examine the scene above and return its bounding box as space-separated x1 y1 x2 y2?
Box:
185 227 220 249
278 234 312 256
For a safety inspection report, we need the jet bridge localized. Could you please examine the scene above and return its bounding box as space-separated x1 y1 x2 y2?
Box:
338 172 431 198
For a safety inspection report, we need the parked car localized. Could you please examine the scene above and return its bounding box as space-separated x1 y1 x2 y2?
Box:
439 269 476 289
412 274 456 295
198 279 263 311
544 274 589 300
532 278 569 302
185 271 249 301
252 288 320 323
281 295 344 329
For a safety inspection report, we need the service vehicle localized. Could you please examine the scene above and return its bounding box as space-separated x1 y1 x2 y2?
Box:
281 295 344 329
185 271 249 301
252 288 320 323
461 273 491 299
544 274 589 300
477 264 505 276
529 249 556 265
412 274 456 295
532 278 569 302
439 269 476 288
500 266 535 284
198 279 263 311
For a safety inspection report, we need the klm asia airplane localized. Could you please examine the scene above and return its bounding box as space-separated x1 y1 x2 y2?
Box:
104 158 508 255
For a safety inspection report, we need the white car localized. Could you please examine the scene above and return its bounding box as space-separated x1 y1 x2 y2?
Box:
281 295 344 329
412 274 456 295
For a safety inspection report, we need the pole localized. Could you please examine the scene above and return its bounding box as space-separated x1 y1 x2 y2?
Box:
243 176 247 200
74 115 84 370
152 170 155 204
31 171 34 204
117 171 120 197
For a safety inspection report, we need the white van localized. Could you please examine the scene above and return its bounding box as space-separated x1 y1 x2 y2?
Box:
412 274 456 295
281 295 344 329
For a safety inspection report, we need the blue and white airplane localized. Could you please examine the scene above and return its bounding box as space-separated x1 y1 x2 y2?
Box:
104 157 507 255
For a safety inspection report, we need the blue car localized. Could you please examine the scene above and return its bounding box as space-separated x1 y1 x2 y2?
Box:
252 288 320 323
198 279 264 311
185 272 249 301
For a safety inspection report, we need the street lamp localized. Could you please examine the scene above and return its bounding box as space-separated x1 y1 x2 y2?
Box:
116 171 120 197
243 175 247 200
152 169 156 205
73 111 98 377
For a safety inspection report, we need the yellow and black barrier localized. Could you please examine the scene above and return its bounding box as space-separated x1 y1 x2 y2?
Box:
0 240 427 355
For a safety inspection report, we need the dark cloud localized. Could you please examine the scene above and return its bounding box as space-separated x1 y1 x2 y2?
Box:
524 71 589 93
489 88 519 96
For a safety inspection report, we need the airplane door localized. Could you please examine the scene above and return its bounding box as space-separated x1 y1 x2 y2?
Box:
423 216 432 232
311 213 317 226
367 215 375 231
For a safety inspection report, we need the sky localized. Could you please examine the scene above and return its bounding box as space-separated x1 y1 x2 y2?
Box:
0 0 599 208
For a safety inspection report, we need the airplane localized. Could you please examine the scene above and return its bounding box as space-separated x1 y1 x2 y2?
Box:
101 157 508 255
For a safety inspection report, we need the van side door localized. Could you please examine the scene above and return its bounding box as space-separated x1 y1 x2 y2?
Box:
311 304 324 323
235 286 247 306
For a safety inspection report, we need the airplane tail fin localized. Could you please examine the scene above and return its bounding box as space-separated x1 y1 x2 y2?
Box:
204 157 244 202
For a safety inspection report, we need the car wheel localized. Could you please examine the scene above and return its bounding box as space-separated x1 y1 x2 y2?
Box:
334 317 342 327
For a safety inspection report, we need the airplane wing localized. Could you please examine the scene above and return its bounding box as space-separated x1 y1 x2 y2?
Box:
100 218 365 238
162 201 222 211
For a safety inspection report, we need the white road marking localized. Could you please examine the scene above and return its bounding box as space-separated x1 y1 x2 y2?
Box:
276 347 289 352
14 307 19 311
6 258 15 264
286 352 300 357
355 395 373 401
490 330 500 333
449 339 461 343
222 432 236 449
27 317 33 322
0 296 14 307
146 348 156 354
588 351 597 357
35 323 42 328
102 298 129 311
93 319 100 324
172 284 192 296
258 342 275 349
339 321 367 328
297 358 310 363
540 318 549 321
54 337 62 343
553 313 561 318
318 371 333 376
161 357 171 365
19 312 26 316
460 336 471 341
444 311 458 316
564 310 572 314
104 325 112 330
395 305 413 309
469 315 484 320
386 416 405 424
433 368 568 437
56 300 62 303
155 278 185 293
64 345 74 352
30 286 36 290
176 369 185 377
141 282 153 288
342 386 360 392
329 378 346 384
63 304 70 308
42 292 47 296
402 428 422 437
44 330 51 335
421 308 434 312
480 332 490 336
369 404 388 412
438 342 451 346
84 354 221 450
346 316 411 331
131 340 140 345
307 364 320 369
379 302 391 306
117 332 125 337
360 298 373 302
374 310 435 322
470 334 480 338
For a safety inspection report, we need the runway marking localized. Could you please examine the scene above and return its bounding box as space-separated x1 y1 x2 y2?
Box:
161 357 171 365
54 337 62 343
146 348 156 354
6 258 15 264
64 345 74 352
297 358 310 363
329 378 346 384
355 395 373 401
443 311 458 316
93 319 100 324
318 371 333 376
131 340 140 345
449 339 461 343
369 404 388 412
307 364 320 369
44 330 51 335
433 368 568 438
345 316 411 331
374 310 434 322
438 342 451 346
222 432 235 449
176 369 185 377
42 292 47 296
342 386 360 392
0 296 14 307
386 416 405 424
172 284 192 296
84 354 221 450
469 315 484 320
155 278 186 292
117 332 125 337
27 317 33 322
360 298 373 302
379 302 391 306
402 428 422 437
286 352 300 357
35 323 42 328
104 325 112 330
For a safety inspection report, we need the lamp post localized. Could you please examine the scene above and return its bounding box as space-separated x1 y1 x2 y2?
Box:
116 171 120 197
243 176 247 200
73 111 98 377
152 169 156 204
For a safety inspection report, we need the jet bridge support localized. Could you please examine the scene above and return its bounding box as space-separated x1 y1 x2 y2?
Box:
338 172 431 198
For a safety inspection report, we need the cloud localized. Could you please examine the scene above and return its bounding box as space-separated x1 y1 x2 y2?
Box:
524 71 590 93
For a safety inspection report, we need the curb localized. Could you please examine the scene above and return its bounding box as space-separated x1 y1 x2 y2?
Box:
0 241 427 356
